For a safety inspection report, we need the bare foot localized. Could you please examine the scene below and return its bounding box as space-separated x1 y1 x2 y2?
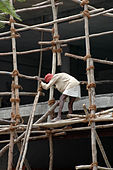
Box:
51 116 61 122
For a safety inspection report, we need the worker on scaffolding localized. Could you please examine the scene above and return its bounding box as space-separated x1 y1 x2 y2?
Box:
37 72 81 121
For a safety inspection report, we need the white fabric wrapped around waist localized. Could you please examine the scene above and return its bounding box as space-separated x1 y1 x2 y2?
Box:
63 85 81 98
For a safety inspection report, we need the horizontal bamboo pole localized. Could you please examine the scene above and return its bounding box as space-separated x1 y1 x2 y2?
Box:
0 47 52 55
75 165 113 170
0 92 38 96
70 8 113 24
32 0 50 7
65 53 113 66
37 117 113 129
0 44 67 55
15 2 63 13
39 29 113 45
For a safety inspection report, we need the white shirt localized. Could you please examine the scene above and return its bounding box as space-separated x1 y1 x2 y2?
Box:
41 73 81 98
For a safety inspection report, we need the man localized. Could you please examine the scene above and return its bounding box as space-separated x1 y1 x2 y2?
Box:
37 72 81 121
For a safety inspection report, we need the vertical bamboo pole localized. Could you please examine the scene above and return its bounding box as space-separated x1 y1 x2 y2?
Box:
7 82 15 170
47 0 58 121
7 0 20 168
49 133 53 170
10 0 20 123
51 0 62 66
83 2 97 170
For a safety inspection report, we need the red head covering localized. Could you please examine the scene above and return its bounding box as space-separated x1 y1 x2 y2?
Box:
44 73 53 83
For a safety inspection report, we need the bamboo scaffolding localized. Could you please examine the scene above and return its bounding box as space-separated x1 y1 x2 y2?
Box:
0 8 104 37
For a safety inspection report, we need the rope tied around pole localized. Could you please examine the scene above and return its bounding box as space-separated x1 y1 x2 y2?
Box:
12 69 19 77
10 98 20 103
48 98 55 106
90 162 98 169
83 54 91 61
11 112 23 125
86 65 94 71
89 105 96 112
52 48 62 53
80 0 89 7
86 83 96 90
11 83 23 90
10 25 20 38
83 10 90 19
9 18 16 24
53 35 60 39
51 40 56 46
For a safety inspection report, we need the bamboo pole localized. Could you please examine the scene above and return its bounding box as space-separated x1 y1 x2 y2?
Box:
15 2 63 13
0 44 66 55
0 20 52 32
39 29 113 45
7 0 19 168
83 2 97 170
75 165 113 170
14 133 31 170
65 53 113 65
95 131 111 168
51 0 62 65
16 91 40 170
49 132 53 170
33 0 51 7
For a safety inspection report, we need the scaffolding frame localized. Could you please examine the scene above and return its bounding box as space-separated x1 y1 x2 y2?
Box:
0 0 113 170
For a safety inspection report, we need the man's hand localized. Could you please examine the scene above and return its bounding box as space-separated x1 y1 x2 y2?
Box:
35 76 45 82
35 76 40 81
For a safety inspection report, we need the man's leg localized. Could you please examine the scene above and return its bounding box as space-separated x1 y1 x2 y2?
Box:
52 94 67 121
68 97 76 114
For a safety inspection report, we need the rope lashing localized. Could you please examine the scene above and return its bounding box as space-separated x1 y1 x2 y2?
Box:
12 70 19 77
89 105 96 112
48 99 55 106
51 40 56 46
83 54 91 61
86 65 94 71
90 162 98 169
52 48 62 53
87 83 96 90
52 27 55 34
11 83 23 90
80 0 89 7
53 35 60 39
83 10 90 19
9 18 15 24
10 98 20 103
